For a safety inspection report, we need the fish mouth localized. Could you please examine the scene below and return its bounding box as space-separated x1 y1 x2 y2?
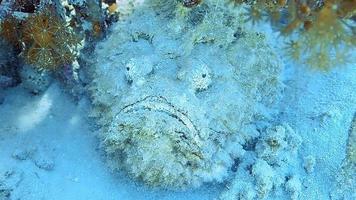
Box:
103 95 236 187
120 96 202 140
112 95 205 158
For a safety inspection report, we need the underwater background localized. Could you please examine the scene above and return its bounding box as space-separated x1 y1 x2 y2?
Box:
0 0 355 200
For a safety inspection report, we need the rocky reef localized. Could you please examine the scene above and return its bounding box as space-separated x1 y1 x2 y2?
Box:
90 0 286 189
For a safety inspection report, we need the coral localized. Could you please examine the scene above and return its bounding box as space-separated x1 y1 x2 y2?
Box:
91 0 283 189
229 0 287 25
68 0 86 7
243 5 264 25
230 0 356 70
67 0 106 40
107 3 118 15
219 159 257 200
0 5 80 70
284 40 302 60
0 16 21 47
298 0 355 70
22 8 80 70
255 125 289 165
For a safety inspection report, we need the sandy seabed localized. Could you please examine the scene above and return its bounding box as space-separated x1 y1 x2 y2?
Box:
0 62 355 200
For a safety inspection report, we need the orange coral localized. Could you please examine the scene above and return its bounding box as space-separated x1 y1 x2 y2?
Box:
243 6 264 24
299 0 354 69
0 16 21 47
108 3 118 14
22 11 79 70
232 0 355 70
23 13 59 45
92 21 102 38
1 4 80 70
336 0 356 18
284 40 302 60
233 0 288 25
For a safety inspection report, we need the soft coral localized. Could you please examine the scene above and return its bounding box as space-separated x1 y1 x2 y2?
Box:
22 9 79 70
230 0 355 70
293 0 354 69
0 5 80 70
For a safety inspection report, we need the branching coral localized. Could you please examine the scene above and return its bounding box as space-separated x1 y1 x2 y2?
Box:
0 16 21 47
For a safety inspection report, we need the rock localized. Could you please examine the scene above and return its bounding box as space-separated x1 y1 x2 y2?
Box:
0 169 24 200
33 156 55 171
0 75 13 89
303 155 316 174
0 183 11 200
19 65 52 94
12 147 37 161
3 169 23 188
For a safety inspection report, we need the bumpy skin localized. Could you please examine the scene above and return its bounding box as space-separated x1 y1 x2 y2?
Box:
90 0 282 188
219 124 302 200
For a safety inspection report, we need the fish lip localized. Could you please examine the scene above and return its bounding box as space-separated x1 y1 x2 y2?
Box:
116 95 204 149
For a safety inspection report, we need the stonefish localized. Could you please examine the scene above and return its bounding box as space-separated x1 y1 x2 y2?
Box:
90 0 282 188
